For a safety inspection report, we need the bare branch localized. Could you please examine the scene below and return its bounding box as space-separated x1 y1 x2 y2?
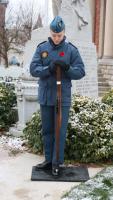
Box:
0 1 43 67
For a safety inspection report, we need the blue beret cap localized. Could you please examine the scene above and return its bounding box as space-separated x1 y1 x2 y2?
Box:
50 16 65 33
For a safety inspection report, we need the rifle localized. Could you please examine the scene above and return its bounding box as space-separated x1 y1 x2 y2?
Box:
55 65 62 162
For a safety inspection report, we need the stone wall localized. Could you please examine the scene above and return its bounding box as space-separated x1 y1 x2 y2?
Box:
99 59 113 87
97 58 113 97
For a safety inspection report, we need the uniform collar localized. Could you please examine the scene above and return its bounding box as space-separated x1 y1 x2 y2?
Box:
48 36 66 49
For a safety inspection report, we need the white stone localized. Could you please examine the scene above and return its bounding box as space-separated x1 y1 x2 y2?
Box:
0 65 23 83
9 76 40 136
24 27 50 66
59 0 92 42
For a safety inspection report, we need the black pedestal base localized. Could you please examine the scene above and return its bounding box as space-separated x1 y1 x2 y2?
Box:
31 165 89 182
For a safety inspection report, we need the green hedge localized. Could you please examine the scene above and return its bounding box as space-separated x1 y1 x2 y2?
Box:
0 83 17 131
23 111 43 154
65 95 113 162
23 94 113 163
102 89 113 107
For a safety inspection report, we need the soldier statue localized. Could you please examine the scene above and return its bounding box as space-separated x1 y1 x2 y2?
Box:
30 16 85 176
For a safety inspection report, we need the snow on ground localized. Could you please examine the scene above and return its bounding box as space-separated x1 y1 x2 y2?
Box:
0 134 27 153
1 134 113 200
62 167 113 200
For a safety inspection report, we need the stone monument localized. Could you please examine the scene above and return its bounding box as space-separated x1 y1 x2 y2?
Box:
58 0 98 97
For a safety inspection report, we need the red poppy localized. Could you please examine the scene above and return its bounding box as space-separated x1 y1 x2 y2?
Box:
59 52 65 57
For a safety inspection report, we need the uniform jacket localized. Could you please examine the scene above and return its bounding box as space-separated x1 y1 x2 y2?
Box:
30 36 85 106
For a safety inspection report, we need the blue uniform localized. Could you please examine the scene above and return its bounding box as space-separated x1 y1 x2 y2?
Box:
30 36 85 106
30 36 85 164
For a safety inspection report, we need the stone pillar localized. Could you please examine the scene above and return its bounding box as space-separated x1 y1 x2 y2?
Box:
9 76 40 136
88 0 95 42
104 0 113 58
44 0 49 25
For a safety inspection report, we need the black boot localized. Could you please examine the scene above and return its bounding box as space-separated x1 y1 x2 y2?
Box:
35 160 52 170
52 164 60 176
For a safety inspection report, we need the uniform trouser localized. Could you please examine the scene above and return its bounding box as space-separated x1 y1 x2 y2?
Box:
40 105 70 165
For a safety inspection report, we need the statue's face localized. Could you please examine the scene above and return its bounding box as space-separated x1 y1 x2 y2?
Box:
50 30 65 45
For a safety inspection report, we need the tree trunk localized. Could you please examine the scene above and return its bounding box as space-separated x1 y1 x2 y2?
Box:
4 53 8 68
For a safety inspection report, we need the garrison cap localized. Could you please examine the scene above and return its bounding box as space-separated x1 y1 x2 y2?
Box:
50 16 65 33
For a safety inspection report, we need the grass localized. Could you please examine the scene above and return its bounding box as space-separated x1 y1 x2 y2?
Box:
102 178 113 188
90 188 109 199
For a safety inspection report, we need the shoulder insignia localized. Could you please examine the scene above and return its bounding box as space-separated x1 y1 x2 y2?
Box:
37 41 47 48
41 51 48 58
69 42 77 49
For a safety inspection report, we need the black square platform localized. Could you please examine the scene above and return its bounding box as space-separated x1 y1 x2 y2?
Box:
31 165 89 182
